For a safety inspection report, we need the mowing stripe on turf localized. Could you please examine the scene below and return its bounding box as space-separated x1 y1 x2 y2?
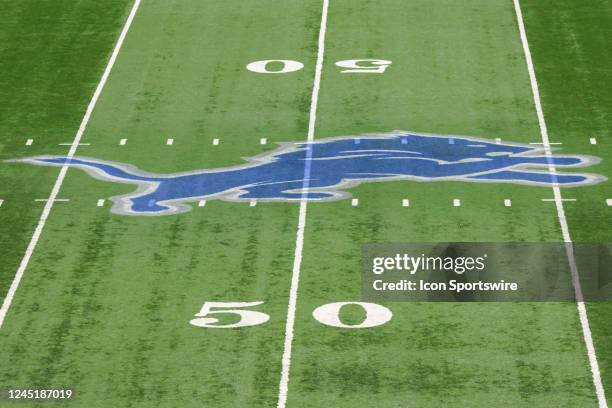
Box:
277 1 329 407
513 1 607 406
0 0 142 329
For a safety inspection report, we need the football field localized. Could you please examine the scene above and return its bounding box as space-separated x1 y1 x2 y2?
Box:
1 0 611 406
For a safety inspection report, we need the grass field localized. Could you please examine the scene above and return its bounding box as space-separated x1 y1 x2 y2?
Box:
0 0 611 407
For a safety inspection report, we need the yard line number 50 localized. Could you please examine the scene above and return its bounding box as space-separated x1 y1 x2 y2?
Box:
189 301 393 329
246 59 392 74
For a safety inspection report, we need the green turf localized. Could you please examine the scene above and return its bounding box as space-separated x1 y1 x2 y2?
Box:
1 1 321 406
287 0 601 406
0 0 610 407
0 0 135 304
521 0 612 403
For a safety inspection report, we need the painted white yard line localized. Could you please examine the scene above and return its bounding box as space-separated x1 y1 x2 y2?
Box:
277 1 329 407
513 1 607 406
541 198 576 202
0 0 142 329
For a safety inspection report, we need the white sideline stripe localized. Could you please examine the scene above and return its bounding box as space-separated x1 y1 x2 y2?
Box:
277 1 328 407
96 199 105 207
0 0 142 330
453 198 461 207
504 199 512 207
25 139 33 146
402 199 410 207
513 1 607 406
119 138 127 145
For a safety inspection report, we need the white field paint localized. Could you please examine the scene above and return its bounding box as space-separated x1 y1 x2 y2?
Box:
189 301 270 328
249 200 257 207
97 199 105 207
607 199 612 207
335 59 392 74
198 199 207 207
351 198 359 207
260 138 267 145
246 60 304 74
402 199 410 207
277 1 329 407
453 198 461 207
213 138 219 146
590 137 597 145
25 139 33 146
0 0 142 329
119 138 127 145
312 302 393 328
59 142 90 146
541 198 576 202
495 137 501 144
513 1 607 406
0 199 4 207
166 138 174 146
504 199 512 207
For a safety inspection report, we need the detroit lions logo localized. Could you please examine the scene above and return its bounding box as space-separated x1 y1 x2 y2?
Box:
12 132 605 216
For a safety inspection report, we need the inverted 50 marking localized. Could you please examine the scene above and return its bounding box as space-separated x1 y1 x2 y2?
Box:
246 59 392 74
246 60 305 74
189 301 392 329
335 59 392 73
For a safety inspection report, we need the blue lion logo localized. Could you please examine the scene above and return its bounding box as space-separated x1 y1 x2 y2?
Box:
13 132 604 216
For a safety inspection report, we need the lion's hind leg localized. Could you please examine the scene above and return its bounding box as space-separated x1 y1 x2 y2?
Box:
236 181 336 201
